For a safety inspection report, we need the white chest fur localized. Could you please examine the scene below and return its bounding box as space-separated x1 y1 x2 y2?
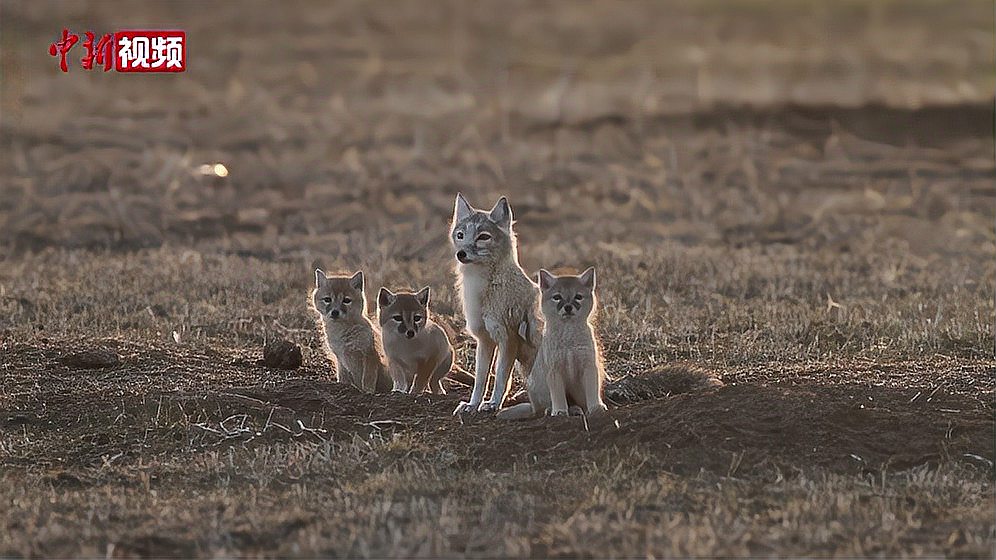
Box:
458 265 489 337
326 321 373 354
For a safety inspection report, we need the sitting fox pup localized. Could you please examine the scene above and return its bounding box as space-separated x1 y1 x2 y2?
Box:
378 286 455 395
312 270 393 393
497 268 608 419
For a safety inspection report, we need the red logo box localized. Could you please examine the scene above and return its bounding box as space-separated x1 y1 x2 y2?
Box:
114 30 185 72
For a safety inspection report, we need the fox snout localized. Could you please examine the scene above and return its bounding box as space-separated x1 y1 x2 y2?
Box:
456 250 471 264
395 321 419 338
390 321 420 338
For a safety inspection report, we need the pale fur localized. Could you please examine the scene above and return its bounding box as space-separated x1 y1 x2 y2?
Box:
383 322 453 394
497 268 607 420
378 287 454 395
450 194 542 414
311 270 393 393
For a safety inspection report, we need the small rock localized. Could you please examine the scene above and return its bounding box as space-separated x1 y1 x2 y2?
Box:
262 339 302 370
60 348 120 369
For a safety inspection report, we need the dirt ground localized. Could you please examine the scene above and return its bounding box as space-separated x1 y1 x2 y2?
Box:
1 0 994 557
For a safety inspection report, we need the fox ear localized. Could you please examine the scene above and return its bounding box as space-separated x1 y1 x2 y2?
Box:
454 192 473 222
349 271 364 291
415 286 430 307
315 268 328 287
579 267 596 289
538 269 555 291
378 287 395 307
488 196 512 231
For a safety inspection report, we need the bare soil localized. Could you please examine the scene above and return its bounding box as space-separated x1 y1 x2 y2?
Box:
3 338 990 476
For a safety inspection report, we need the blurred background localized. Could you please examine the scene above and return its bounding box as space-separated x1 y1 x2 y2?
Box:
2 0 992 251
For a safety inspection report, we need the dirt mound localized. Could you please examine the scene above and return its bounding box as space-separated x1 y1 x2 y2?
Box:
2 337 991 478
605 364 723 404
99 375 991 479
445 382 992 476
157 366 729 454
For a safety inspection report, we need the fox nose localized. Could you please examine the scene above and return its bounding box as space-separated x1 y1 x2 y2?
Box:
405 330 415 338
329 309 340 318
456 250 468 262
563 306 574 316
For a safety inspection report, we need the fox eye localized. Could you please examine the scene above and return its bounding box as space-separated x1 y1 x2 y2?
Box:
476 232 492 242
574 294 583 301
322 297 332 304
414 315 423 322
342 297 352 305
551 294 562 302
392 315 402 322
455 231 464 240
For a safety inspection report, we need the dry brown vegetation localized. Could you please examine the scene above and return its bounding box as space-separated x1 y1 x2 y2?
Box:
1 0 994 557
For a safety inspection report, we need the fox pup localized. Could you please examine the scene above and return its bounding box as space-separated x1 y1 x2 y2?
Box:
378 286 456 395
497 268 607 419
311 269 393 393
450 193 542 414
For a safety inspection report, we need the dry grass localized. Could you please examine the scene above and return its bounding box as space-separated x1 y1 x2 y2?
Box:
0 236 990 367
1 0 994 557
2 440 992 557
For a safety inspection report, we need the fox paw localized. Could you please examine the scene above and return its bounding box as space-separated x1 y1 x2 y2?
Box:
477 402 498 414
550 409 570 417
452 401 477 415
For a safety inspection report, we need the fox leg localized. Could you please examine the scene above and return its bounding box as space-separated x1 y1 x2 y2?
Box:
338 367 354 385
334 357 354 385
409 362 434 395
431 379 446 395
360 355 381 394
388 363 408 392
582 366 608 416
481 335 518 412
453 338 495 415
428 352 452 395
547 369 570 416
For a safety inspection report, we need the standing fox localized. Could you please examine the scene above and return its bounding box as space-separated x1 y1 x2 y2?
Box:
497 268 608 419
311 270 393 393
450 193 542 414
378 286 455 395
